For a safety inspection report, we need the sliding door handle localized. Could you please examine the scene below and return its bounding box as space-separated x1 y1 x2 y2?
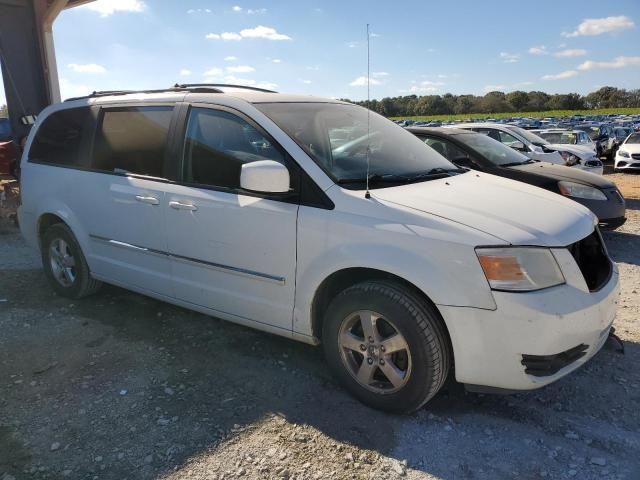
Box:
169 201 198 211
135 195 160 205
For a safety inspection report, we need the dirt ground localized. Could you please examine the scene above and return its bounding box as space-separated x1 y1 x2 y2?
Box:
1 174 639 480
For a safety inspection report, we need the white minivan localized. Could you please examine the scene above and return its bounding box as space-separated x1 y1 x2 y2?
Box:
19 86 619 413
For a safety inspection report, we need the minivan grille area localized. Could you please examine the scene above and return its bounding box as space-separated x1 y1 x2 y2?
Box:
567 230 612 292
521 344 588 377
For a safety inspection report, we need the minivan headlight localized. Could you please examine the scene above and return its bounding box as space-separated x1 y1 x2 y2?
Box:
558 181 607 201
476 247 565 292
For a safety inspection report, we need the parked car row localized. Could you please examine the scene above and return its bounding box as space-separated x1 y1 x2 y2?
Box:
395 113 640 163
18 86 620 413
453 123 604 175
407 127 625 230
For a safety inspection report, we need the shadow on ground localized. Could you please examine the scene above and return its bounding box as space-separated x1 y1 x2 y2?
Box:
1 266 639 480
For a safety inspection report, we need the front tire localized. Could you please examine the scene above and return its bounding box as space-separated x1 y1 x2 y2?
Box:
322 280 451 413
41 224 101 299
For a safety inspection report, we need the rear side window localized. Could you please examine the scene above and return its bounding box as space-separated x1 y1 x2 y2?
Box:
183 107 286 190
29 107 94 166
91 106 173 177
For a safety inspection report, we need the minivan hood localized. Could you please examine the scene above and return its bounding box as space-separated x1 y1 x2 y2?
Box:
373 172 595 247
509 162 615 188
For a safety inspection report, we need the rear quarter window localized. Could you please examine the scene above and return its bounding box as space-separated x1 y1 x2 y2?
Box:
28 107 95 167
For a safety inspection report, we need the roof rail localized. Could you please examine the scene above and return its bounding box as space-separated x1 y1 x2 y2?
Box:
64 83 277 102
63 86 226 102
174 83 278 93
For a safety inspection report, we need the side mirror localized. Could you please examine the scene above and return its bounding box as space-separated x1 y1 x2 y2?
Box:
510 141 526 151
240 160 290 194
453 157 474 169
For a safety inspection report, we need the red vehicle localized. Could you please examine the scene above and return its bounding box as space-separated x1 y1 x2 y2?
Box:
0 118 19 177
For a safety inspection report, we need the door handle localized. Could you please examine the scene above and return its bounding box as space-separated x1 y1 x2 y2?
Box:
169 201 198 211
135 195 160 205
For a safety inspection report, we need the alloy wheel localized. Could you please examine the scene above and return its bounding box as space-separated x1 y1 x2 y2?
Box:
338 310 412 394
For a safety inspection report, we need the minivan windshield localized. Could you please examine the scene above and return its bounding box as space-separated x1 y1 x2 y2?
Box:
255 102 461 187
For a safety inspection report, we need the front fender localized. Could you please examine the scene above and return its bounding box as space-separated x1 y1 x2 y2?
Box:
293 206 498 337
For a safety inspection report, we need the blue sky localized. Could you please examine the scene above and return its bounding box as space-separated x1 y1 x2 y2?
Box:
1 0 639 106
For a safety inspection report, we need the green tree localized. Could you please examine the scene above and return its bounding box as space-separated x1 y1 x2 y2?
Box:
481 91 509 113
506 91 530 112
0 104 7 117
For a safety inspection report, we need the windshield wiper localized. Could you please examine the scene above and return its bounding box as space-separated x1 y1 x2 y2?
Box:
337 168 465 186
337 173 405 185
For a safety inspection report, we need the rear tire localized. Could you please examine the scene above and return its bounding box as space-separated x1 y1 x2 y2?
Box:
41 224 101 299
322 280 451 413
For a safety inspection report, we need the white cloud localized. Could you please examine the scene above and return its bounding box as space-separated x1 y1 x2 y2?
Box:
399 79 445 94
373 71 390 77
542 70 578 80
562 16 635 37
346 41 360 48
239 25 291 40
206 25 291 42
179 69 192 76
272 59 281 63
577 56 640 70
187 8 211 14
302 80 312 84
554 49 587 57
370 32 381 38
528 46 548 55
223 75 277 90
483 84 506 92
59 78 92 100
400 85 438 94
221 32 243 41
232 5 242 12
226 65 255 73
224 56 238 61
349 76 382 87
247 8 267 14
203 67 223 77
500 52 520 63
82 0 146 17
67 63 107 74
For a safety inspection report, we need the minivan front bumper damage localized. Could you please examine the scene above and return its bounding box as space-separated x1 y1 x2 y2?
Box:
438 250 619 392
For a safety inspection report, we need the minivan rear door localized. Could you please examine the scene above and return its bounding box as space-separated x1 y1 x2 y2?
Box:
77 105 176 297
163 104 299 332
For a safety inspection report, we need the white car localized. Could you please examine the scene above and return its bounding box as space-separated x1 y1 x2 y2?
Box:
457 123 603 175
615 132 640 171
532 129 603 175
18 86 619 413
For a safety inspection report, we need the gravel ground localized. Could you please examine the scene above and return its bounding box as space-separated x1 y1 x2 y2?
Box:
1 174 639 480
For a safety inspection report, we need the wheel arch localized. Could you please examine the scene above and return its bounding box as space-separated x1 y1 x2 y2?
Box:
310 267 453 357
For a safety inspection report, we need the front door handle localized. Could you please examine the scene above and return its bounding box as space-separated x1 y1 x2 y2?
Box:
169 201 198 211
135 195 160 205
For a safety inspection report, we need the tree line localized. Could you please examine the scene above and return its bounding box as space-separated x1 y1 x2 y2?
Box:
344 86 640 117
